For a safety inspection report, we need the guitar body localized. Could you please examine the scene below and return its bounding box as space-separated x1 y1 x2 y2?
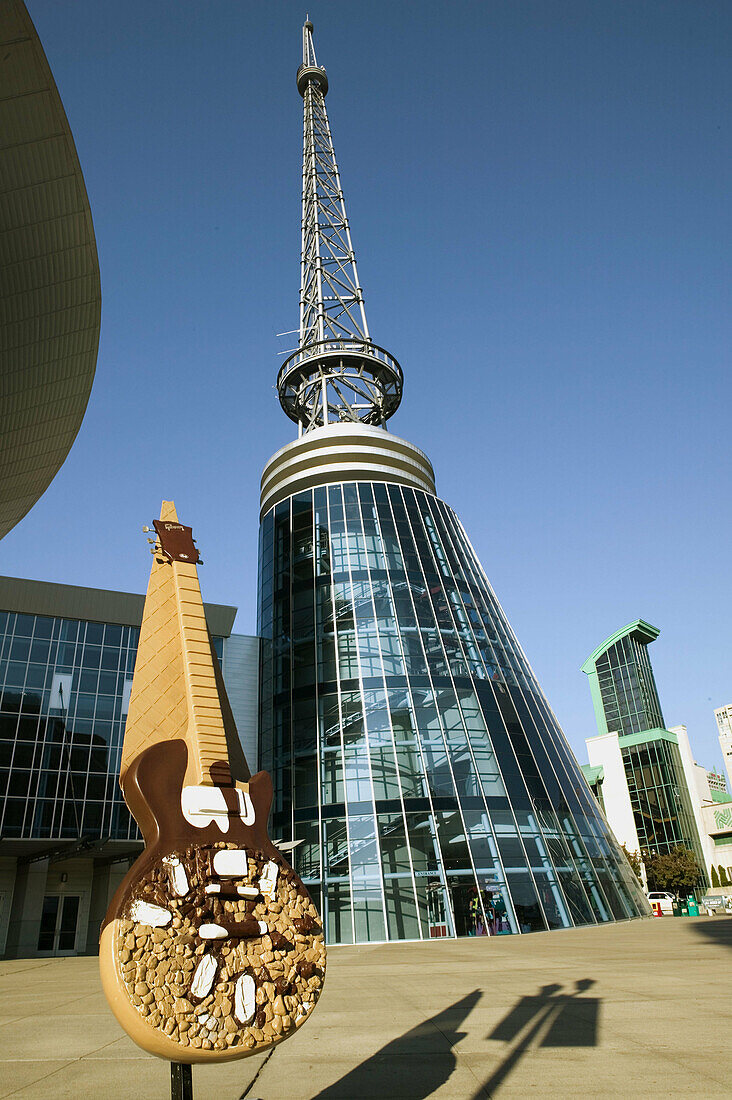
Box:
100 504 325 1063
101 740 325 1062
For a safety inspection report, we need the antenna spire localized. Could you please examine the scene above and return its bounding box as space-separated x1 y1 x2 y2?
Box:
278 20 403 434
302 16 317 68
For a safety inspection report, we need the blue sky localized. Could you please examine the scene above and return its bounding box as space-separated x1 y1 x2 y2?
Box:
5 1 730 773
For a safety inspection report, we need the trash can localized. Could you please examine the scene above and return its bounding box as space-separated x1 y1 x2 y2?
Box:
672 901 682 917
687 897 699 916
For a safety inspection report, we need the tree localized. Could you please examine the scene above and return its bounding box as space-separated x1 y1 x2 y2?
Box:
719 865 730 888
711 865 720 888
620 844 642 882
641 846 702 895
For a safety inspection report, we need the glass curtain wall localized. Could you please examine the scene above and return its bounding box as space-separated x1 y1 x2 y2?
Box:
622 738 705 867
0 610 224 842
258 482 649 943
0 613 138 840
595 637 664 736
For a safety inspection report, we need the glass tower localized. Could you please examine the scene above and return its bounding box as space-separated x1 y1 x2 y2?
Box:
582 620 706 872
257 22 649 944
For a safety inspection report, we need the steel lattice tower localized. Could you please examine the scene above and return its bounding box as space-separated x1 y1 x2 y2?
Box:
277 20 403 435
258 20 652 946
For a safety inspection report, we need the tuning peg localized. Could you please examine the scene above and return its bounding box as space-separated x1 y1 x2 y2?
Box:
146 538 156 545
142 525 151 532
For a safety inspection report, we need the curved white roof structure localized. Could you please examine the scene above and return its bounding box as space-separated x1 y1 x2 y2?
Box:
0 1 101 539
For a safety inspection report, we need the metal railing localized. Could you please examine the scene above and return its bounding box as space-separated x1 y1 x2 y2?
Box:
278 339 403 390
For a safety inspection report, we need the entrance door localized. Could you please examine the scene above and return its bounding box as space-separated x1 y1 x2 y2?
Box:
450 881 480 936
37 895 80 955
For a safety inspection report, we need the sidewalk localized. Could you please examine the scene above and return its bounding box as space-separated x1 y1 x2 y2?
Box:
1 916 730 1098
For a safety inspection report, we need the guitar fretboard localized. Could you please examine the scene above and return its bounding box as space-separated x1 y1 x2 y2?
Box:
121 501 232 789
175 565 232 786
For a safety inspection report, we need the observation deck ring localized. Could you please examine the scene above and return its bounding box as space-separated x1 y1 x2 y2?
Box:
277 339 403 393
297 64 329 97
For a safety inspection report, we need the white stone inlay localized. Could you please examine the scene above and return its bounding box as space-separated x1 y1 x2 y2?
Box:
212 850 249 877
236 788 256 825
162 856 189 896
204 884 221 895
237 885 259 899
259 860 279 900
233 973 256 1025
130 901 171 927
181 785 230 833
191 954 217 999
180 785 255 833
199 923 229 940
257 921 267 935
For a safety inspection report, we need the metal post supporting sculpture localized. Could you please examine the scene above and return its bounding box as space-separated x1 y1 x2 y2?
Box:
100 502 325 1063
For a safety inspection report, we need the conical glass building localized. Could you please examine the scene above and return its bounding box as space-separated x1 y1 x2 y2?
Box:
257 22 650 943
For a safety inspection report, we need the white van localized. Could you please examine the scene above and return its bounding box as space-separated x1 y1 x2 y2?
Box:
646 891 675 915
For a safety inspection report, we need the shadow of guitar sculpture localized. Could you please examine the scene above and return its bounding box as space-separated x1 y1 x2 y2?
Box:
100 502 325 1062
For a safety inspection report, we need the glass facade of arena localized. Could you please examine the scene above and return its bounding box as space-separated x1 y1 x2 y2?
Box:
0 610 223 842
258 481 649 943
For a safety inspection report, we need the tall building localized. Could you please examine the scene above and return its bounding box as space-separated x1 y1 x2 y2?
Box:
582 621 707 879
668 725 732 882
714 705 732 792
0 2 101 539
256 21 649 945
0 576 258 958
707 769 728 795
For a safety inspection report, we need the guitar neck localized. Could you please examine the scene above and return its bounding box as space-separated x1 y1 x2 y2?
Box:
121 501 237 790
175 561 233 786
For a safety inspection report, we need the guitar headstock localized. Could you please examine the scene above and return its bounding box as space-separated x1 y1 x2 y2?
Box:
146 519 202 565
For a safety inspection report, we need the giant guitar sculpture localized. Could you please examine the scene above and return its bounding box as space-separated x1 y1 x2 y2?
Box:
100 502 325 1062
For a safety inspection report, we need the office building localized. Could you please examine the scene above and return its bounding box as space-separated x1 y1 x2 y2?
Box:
707 769 728 794
582 620 714 884
257 22 650 945
0 576 258 958
714 705 732 792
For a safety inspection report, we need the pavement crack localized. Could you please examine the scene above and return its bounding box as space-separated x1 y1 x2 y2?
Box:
239 1045 276 1098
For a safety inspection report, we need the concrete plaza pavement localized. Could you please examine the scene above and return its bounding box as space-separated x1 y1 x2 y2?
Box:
0 916 730 1098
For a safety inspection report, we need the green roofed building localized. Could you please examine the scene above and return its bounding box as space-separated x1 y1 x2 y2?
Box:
582 621 707 883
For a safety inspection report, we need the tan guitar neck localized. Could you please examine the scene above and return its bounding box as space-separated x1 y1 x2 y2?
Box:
175 561 233 787
121 501 242 791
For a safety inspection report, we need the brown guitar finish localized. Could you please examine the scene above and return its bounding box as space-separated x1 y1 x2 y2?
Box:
100 740 324 1063
100 504 325 1063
